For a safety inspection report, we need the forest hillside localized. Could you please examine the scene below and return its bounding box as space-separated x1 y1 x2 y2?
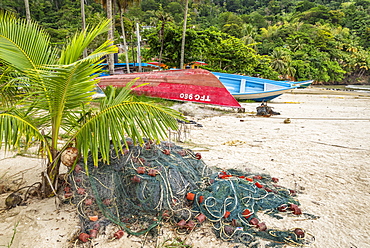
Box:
2 0 370 84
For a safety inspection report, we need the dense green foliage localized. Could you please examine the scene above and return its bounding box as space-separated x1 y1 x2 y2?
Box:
2 0 370 83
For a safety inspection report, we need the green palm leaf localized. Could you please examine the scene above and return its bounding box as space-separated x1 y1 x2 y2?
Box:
59 19 114 65
0 10 56 72
75 86 181 166
0 111 50 159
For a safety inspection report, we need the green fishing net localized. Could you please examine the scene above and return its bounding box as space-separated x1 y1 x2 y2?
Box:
65 139 316 247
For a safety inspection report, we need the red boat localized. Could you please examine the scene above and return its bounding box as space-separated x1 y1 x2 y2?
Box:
97 69 241 108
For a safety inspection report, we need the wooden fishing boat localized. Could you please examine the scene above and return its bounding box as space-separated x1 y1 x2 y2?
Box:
97 69 242 108
211 72 299 101
291 80 314 88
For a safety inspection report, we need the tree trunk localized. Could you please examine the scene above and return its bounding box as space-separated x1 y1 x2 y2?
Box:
81 0 87 58
120 8 130 73
136 23 142 72
24 0 31 21
107 0 115 75
180 0 189 69
41 149 61 198
159 22 165 67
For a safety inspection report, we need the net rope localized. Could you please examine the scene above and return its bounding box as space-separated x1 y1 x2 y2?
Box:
65 140 317 247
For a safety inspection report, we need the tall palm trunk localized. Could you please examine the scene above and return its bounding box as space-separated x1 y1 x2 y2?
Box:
81 0 88 58
107 0 115 74
159 22 165 67
180 0 189 69
24 0 31 21
119 9 130 73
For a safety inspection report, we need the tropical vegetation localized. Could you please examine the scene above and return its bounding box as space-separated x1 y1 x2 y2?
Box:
0 0 370 84
0 11 182 197
1 0 370 83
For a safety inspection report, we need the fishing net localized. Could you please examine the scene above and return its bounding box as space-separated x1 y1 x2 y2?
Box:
66 139 213 235
188 169 317 247
64 139 316 247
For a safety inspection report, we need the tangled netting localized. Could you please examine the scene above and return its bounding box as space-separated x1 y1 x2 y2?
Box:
64 140 316 247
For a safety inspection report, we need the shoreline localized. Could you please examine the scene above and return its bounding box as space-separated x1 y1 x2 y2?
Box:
291 86 370 96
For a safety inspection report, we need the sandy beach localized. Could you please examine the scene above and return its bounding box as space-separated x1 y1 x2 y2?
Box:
0 87 369 248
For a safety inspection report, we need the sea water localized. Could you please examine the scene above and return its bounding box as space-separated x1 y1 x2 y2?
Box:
346 85 370 92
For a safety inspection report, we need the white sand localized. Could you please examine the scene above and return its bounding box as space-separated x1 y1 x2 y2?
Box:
0 88 369 248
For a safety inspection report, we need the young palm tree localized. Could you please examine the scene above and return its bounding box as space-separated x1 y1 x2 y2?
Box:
0 11 181 197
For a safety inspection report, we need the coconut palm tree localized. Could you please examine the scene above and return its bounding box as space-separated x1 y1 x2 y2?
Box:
95 0 115 74
155 8 173 66
0 11 181 197
180 0 189 69
81 0 87 57
106 0 115 74
117 0 141 74
270 48 295 79
24 0 31 21
180 0 201 69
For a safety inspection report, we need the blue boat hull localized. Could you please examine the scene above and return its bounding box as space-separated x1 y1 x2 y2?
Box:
211 72 299 101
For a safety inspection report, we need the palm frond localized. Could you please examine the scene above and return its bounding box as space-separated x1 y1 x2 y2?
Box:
0 111 50 160
75 95 181 166
0 11 56 72
59 20 115 65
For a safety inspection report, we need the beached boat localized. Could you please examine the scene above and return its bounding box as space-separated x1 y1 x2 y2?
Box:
97 69 303 104
291 80 313 88
97 69 242 108
211 72 299 101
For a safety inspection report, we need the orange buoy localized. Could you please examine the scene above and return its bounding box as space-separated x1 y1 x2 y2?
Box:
137 167 146 174
89 216 98 222
196 213 206 223
195 153 202 159
162 149 170 155
185 220 196 230
255 182 263 188
289 203 302 215
271 177 279 183
257 222 267 231
89 229 98 238
148 169 158 177
177 219 187 227
294 228 305 238
223 211 231 219
249 218 259 226
114 230 124 239
131 175 141 183
79 233 90 242
186 192 195 201
242 209 252 219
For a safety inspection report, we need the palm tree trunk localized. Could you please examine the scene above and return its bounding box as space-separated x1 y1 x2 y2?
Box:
42 149 61 198
24 0 31 21
81 0 87 58
120 9 130 73
159 22 165 67
107 0 115 75
180 0 189 69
